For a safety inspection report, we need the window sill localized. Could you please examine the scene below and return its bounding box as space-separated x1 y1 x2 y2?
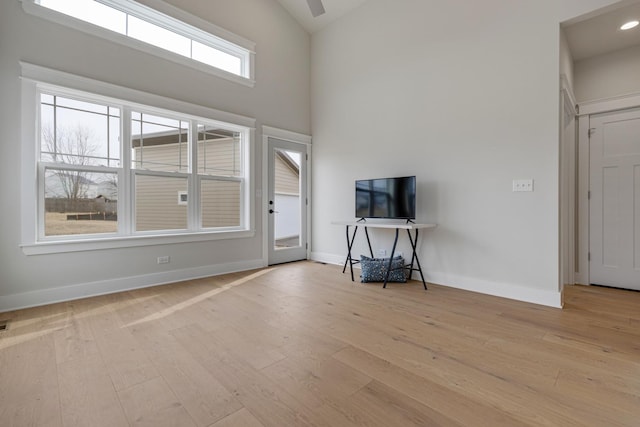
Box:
21 229 255 255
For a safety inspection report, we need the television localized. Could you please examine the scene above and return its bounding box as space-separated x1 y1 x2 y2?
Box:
355 176 416 220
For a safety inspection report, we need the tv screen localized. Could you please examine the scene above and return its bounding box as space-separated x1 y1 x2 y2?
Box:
355 176 416 219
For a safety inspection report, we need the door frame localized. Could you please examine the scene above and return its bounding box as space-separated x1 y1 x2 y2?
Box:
261 125 311 266
576 91 640 286
559 74 577 296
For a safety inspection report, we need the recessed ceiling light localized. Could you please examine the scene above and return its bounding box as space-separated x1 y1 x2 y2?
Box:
620 20 639 30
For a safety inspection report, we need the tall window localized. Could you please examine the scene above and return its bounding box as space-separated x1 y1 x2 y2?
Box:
23 0 254 85
37 88 250 241
40 94 121 237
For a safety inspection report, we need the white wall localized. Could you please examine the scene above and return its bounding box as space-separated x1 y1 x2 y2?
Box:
0 0 309 310
560 29 575 90
574 44 640 102
310 0 622 307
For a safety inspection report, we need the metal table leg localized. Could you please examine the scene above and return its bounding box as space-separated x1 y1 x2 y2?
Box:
407 228 427 289
342 225 359 281
364 227 374 257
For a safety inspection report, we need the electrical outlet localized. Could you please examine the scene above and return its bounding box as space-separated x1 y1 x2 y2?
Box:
377 249 387 257
512 179 534 192
157 256 170 264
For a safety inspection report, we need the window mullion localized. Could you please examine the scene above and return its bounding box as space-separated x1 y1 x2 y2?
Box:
52 95 57 162
242 130 249 230
37 162 46 241
121 107 133 235
245 129 254 230
189 120 199 230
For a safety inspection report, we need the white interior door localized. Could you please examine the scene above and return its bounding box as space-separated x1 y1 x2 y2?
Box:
589 108 640 290
267 137 308 265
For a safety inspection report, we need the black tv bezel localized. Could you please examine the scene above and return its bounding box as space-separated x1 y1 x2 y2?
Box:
355 175 416 220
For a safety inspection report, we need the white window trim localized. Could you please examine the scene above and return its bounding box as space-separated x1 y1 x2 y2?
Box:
20 0 256 88
21 63 256 255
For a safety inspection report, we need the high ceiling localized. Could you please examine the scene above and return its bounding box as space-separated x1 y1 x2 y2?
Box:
275 0 640 61
275 0 368 34
563 1 640 61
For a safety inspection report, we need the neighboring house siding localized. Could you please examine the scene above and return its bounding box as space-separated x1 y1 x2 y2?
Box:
201 179 240 228
134 137 241 230
134 138 240 175
198 139 241 177
135 175 188 231
275 155 299 195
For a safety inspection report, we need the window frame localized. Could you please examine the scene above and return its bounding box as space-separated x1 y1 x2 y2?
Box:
21 63 256 255
21 0 256 87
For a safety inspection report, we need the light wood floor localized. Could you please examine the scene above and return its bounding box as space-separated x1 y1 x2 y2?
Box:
1 261 639 426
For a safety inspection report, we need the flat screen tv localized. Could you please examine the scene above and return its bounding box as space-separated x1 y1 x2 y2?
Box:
355 176 416 220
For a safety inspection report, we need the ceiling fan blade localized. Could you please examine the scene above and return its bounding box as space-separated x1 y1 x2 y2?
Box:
306 0 326 17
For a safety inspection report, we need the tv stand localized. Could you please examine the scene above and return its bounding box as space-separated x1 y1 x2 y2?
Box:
332 220 437 289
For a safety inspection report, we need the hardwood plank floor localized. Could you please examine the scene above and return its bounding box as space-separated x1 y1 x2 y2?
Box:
1 261 639 426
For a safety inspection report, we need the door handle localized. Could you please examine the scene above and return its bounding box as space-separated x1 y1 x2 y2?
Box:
269 209 279 214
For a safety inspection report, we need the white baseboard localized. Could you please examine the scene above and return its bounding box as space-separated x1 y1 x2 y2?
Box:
0 259 266 312
312 251 562 308
310 251 347 266
425 271 562 308
3 255 562 312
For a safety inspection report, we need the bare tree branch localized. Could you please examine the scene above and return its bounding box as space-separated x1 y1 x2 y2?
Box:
42 125 101 200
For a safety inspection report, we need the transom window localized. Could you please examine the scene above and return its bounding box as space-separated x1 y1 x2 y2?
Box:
37 89 250 241
23 0 255 85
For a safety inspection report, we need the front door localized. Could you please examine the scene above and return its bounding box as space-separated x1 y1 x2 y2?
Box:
267 137 308 265
589 108 640 290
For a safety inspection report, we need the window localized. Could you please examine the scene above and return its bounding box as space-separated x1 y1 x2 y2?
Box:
29 82 252 250
40 94 121 237
177 191 188 206
22 0 255 86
